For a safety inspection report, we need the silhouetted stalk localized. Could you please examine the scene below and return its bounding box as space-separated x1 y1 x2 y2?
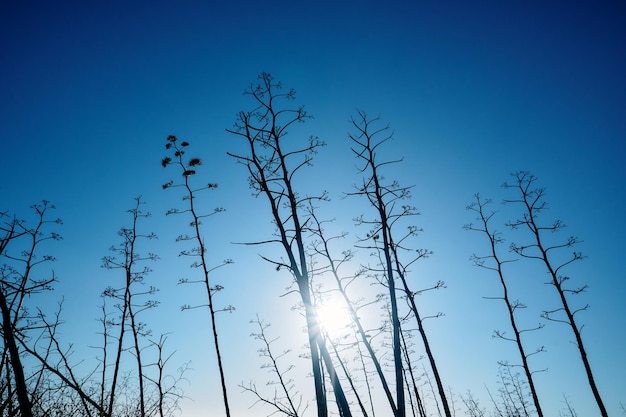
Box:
420 366 443 417
460 392 485 417
402 367 416 417
308 206 398 415
240 316 304 417
313 292 353 417
465 194 544 417
297 282 327 417
16 336 106 416
143 334 186 417
400 327 426 417
490 365 531 417
125 205 146 417
0 217 31 417
34 305 98 417
97 302 109 411
393 245 450 417
127 278 145 415
0 202 61 417
348 112 405 417
101 197 158 416
148 336 169 417
227 73 351 417
148 340 168 417
162 137 232 417
188 182 231 417
30 304 60 407
105 264 128 415
0 289 32 417
354 329 377 417
561 394 578 417
349 112 450 417
504 171 607 417
323 331 369 417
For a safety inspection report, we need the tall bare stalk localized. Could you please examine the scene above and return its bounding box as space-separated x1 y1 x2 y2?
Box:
162 137 233 417
503 171 607 417
1 201 61 417
465 194 544 417
101 196 159 416
227 72 351 417
348 111 450 417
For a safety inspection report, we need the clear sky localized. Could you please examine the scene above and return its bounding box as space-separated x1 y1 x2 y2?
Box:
1 1 625 416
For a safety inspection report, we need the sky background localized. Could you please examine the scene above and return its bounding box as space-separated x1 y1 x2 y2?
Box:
1 1 625 416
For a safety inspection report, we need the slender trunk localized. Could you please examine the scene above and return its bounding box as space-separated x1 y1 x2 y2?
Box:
352 115 412 417
299 252 351 417
334 273 398 414
472 197 544 417
372 175 405 417
326 335 369 417
128 305 145 416
299 281 328 417
127 207 146 417
297 274 352 416
502 282 543 416
521 190 607 417
312 213 398 415
281 137 348 417
227 74 353 417
0 288 33 417
318 340 353 417
256 164 329 417
400 277 451 417
388 268 405 417
206 283 231 417
108 294 127 414
18 337 108 416
400 326 427 417
389 236 451 417
540 244 607 417
99 304 108 411
188 182 232 417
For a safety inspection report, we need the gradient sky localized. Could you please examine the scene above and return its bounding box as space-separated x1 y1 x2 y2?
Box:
1 1 625 416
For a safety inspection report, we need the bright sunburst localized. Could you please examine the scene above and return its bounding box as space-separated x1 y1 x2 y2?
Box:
316 294 352 339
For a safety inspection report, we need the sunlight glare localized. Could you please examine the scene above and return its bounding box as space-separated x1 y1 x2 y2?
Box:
316 294 352 339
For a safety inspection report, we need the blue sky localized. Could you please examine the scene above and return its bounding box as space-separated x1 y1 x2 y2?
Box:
1 1 625 416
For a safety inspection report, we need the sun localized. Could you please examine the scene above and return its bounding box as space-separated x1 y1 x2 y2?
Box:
316 294 352 339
